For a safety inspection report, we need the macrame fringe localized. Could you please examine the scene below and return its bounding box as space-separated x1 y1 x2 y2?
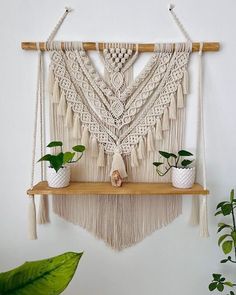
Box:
162 108 170 131
97 145 105 167
65 105 73 128
189 196 199 226
81 126 90 148
57 91 66 116
155 118 163 140
28 196 37 240
72 114 81 139
177 84 184 108
110 152 128 178
147 128 155 152
52 79 60 103
199 196 209 237
38 195 50 224
137 137 145 160
183 69 189 95
48 65 55 96
169 94 177 120
91 136 98 158
131 147 139 168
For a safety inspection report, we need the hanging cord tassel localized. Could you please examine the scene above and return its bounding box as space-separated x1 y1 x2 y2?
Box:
169 94 177 120
110 149 128 178
162 108 170 131
72 114 81 139
48 65 55 96
28 52 45 239
137 137 145 160
38 52 50 224
52 79 60 103
189 196 200 226
197 43 209 237
131 146 139 168
168 4 192 42
147 128 155 152
155 118 163 140
177 84 184 108
183 69 189 95
91 136 99 158
65 105 73 128
81 126 90 148
97 144 105 167
57 91 67 117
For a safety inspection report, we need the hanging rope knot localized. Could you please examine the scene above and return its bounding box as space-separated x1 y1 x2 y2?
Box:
114 146 122 154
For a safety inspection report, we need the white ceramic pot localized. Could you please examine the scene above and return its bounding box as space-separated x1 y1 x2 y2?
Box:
47 166 70 188
171 167 195 189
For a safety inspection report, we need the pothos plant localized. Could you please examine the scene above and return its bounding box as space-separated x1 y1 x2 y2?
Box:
209 189 236 294
153 149 194 176
38 141 85 172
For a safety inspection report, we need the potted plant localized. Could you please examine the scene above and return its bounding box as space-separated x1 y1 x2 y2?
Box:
208 189 236 294
153 149 195 189
38 141 85 188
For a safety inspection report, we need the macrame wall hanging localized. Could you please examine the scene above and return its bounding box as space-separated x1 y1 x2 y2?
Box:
24 5 220 250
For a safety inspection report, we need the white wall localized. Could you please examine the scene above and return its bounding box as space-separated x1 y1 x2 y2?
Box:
0 0 235 294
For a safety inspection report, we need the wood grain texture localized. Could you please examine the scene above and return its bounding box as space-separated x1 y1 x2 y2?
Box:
27 181 209 196
21 42 220 52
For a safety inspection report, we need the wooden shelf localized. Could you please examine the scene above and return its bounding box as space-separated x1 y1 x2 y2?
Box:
27 181 209 196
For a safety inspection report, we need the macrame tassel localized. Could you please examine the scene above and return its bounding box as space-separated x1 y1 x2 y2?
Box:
65 105 73 128
131 147 139 168
48 65 55 96
183 69 189 95
110 151 128 178
57 91 66 117
91 136 98 158
177 84 184 108
72 114 81 139
28 196 37 240
169 94 177 120
38 195 50 224
137 137 145 160
52 79 60 103
147 128 155 152
155 118 163 140
97 145 105 167
199 196 209 237
81 126 90 148
162 108 170 131
189 196 200 226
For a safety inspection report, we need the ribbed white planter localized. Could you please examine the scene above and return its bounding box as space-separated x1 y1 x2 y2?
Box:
47 166 70 188
171 167 195 189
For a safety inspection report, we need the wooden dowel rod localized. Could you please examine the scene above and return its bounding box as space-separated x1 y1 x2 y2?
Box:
21 42 220 52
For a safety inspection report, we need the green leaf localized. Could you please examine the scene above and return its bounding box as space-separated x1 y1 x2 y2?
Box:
209 282 217 291
72 145 86 153
218 223 232 233
63 152 75 164
231 231 236 245
50 153 64 172
221 204 232 216
218 234 229 246
178 150 193 157
230 189 234 203
230 291 235 295
47 141 63 148
153 162 163 167
159 151 172 159
181 159 193 167
0 252 83 295
38 154 52 162
217 283 224 292
169 153 178 159
213 274 222 281
222 240 233 254
215 210 223 216
216 202 227 209
220 277 226 282
224 281 234 287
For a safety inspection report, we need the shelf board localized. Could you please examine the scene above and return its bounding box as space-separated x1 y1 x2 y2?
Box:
27 181 209 196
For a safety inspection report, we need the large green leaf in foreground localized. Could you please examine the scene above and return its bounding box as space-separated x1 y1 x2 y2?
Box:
0 252 83 295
